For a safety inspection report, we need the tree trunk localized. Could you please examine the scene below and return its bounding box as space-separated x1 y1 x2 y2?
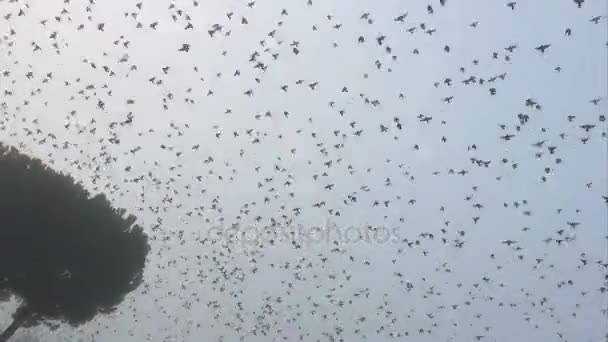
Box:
0 304 31 342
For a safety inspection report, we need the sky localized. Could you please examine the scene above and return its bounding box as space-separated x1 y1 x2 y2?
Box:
0 0 607 341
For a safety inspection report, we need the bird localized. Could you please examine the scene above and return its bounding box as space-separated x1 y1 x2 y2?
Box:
394 13 408 22
178 43 191 52
589 16 603 24
535 44 551 53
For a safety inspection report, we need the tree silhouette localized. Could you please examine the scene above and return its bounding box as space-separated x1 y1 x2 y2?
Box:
0 143 150 341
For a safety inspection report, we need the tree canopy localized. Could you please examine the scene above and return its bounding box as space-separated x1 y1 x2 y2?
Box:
0 143 150 341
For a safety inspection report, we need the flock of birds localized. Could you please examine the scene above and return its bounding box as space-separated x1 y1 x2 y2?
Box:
0 0 607 341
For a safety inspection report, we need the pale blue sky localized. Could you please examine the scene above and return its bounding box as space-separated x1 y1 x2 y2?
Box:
0 0 607 341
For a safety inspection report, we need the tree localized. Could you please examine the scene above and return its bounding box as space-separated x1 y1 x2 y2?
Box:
0 143 150 341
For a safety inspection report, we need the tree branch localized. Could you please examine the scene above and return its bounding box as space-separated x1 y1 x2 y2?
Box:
0 304 31 342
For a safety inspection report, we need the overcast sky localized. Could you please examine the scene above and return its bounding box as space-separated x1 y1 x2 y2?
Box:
1 0 607 341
